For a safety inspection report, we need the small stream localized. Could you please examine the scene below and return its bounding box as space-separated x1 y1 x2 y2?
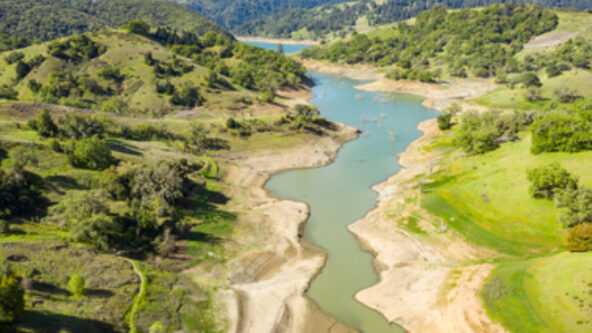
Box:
247 42 438 333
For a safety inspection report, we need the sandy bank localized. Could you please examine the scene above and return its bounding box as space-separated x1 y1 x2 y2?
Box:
348 119 506 332
301 60 506 331
302 60 498 111
302 59 385 81
219 123 360 333
236 36 320 45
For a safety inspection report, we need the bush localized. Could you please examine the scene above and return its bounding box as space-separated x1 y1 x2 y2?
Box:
4 52 24 65
48 139 62 152
27 79 42 93
226 117 240 129
530 111 592 154
566 223 592 252
36 108 58 137
68 136 116 170
0 274 25 323
97 66 123 82
261 90 275 103
518 72 542 88
58 113 105 139
170 84 203 107
68 274 85 299
555 187 592 228
127 20 150 36
437 113 452 130
526 163 578 199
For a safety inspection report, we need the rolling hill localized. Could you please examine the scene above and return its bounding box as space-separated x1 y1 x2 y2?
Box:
235 0 592 40
0 24 306 115
0 0 229 42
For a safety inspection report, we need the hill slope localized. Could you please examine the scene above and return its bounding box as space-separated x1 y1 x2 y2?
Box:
0 25 306 114
236 0 592 40
0 0 229 41
173 0 349 30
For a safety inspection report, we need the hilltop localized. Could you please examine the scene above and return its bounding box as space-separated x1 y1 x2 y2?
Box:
0 0 229 42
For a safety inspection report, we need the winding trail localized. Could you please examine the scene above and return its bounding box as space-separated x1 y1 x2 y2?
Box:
124 258 146 333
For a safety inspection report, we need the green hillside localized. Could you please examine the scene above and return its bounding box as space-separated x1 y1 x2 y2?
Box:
0 0 229 42
173 0 349 30
0 24 305 115
235 0 592 40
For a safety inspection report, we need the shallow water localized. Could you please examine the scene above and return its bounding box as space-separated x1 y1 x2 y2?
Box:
242 41 309 54
245 41 439 333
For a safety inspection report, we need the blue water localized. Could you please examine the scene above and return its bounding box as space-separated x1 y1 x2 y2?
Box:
247 41 439 332
242 41 310 54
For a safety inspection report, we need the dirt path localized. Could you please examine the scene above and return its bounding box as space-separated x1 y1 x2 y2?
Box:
124 258 146 333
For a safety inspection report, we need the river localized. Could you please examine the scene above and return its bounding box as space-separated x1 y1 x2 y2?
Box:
245 41 438 333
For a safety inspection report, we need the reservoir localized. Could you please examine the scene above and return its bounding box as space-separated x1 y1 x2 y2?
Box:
247 41 438 332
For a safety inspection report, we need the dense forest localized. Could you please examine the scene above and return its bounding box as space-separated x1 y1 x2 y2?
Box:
236 0 592 39
171 0 349 30
0 0 228 42
301 4 562 80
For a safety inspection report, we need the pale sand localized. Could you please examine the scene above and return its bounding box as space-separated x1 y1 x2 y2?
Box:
236 36 321 45
349 119 506 332
219 123 360 333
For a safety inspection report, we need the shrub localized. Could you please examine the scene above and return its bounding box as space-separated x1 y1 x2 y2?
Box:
127 20 150 36
170 84 203 107
530 111 592 154
68 274 85 299
437 113 452 130
36 108 58 137
69 213 118 251
566 223 592 252
58 113 105 139
27 79 42 93
226 118 240 129
261 90 275 103
48 139 62 152
554 88 581 103
0 85 17 100
4 52 24 65
68 136 116 170
526 163 578 199
555 187 592 228
0 274 25 323
518 72 542 88
97 66 123 82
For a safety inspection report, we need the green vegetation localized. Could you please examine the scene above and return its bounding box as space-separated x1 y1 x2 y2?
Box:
173 0 348 30
236 0 592 40
0 0 228 42
483 252 592 332
0 23 305 113
302 4 558 81
567 223 592 251
0 272 25 323
526 162 578 199
68 274 86 299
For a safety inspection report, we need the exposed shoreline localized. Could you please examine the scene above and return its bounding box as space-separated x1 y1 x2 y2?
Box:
218 98 360 333
303 60 507 332
236 36 320 45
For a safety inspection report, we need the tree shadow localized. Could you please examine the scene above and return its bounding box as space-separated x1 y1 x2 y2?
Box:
44 175 85 194
86 288 114 298
31 281 70 296
106 139 142 156
0 310 117 333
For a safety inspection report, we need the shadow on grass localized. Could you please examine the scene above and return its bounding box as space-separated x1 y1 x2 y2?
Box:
31 281 69 296
0 310 116 333
45 175 85 194
106 139 142 156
